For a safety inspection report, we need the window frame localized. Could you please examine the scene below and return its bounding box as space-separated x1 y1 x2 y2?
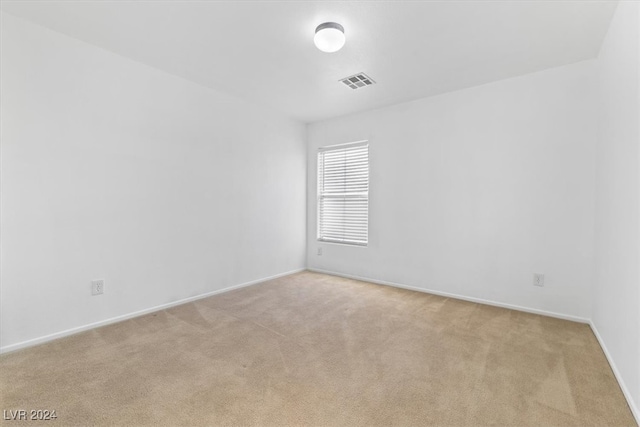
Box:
317 140 369 247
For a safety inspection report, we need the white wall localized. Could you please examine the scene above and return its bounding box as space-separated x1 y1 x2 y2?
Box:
593 1 640 419
307 60 597 321
0 13 307 351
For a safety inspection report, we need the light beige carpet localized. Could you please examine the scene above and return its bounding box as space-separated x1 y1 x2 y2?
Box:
0 271 636 426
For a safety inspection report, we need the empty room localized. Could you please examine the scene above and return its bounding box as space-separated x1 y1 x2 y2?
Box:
0 0 638 425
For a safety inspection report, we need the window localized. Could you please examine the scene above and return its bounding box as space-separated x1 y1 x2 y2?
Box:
317 141 369 246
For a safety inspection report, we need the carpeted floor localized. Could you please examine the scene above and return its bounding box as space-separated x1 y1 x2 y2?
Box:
0 271 636 426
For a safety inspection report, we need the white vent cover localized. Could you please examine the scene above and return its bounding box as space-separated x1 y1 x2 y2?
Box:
340 73 376 90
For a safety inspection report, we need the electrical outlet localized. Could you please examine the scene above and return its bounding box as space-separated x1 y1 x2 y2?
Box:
317 247 323 256
533 273 544 287
91 279 104 295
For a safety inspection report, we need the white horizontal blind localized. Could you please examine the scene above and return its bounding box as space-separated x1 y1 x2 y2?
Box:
318 142 369 245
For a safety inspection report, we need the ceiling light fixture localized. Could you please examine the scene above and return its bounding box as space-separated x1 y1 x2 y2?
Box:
314 22 345 53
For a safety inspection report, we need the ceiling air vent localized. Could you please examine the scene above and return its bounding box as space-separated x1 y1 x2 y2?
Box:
340 73 376 90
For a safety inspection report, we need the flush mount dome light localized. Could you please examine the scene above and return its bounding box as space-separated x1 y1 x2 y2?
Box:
314 22 345 53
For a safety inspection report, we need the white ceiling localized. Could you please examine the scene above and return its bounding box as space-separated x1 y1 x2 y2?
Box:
1 0 618 123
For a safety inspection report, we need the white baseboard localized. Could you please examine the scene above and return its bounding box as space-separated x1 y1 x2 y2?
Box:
308 268 590 324
589 321 640 425
0 268 305 354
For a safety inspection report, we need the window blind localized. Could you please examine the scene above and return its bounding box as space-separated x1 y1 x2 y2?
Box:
317 142 369 245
